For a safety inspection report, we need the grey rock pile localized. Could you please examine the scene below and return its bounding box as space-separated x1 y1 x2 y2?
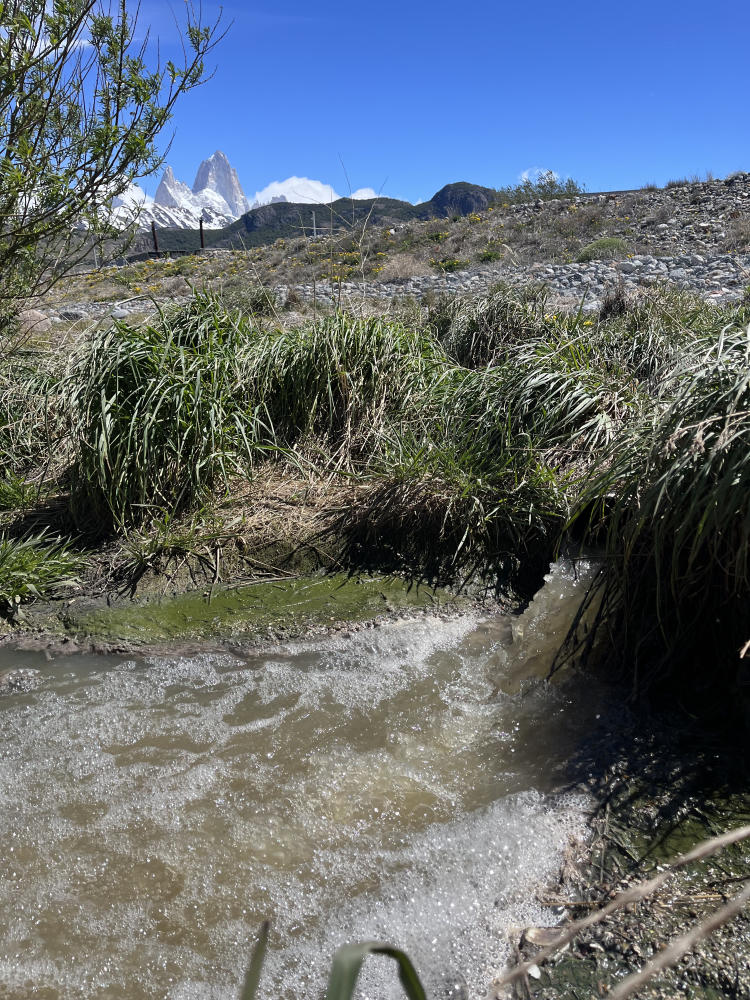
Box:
290 249 750 312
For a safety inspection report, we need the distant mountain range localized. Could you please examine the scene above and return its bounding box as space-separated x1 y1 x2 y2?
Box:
197 181 499 252
118 150 501 254
114 152 380 232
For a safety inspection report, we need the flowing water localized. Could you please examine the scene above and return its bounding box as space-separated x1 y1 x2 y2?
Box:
0 561 606 1000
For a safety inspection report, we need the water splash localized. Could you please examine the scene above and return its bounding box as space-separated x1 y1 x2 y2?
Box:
0 562 603 999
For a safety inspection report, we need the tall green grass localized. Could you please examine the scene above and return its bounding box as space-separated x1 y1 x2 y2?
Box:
65 295 446 528
575 320 750 699
0 352 63 475
8 280 749 705
66 293 263 528
0 533 81 609
428 284 550 367
245 311 445 457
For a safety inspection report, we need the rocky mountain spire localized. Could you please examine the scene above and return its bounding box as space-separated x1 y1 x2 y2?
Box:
154 166 195 209
192 150 250 217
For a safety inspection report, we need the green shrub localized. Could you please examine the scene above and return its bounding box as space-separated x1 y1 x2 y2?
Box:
431 257 467 273
0 474 38 512
493 171 585 205
575 237 629 262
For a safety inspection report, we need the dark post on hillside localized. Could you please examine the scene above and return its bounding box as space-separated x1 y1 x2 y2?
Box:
199 216 205 249
151 221 159 253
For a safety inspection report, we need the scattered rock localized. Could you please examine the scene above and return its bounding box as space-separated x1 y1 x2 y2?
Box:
17 309 51 335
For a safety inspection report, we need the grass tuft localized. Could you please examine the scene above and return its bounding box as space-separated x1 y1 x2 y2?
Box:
0 533 82 609
575 320 750 701
66 292 261 529
575 237 630 262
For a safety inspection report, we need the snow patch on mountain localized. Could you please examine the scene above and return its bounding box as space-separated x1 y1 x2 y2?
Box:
112 153 381 231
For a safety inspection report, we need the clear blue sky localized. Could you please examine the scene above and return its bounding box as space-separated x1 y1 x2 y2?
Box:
138 0 749 204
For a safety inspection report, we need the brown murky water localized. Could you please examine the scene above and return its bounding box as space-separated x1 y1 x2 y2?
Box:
0 560 603 1000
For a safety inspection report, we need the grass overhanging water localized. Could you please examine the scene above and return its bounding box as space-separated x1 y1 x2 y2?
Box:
1 282 749 709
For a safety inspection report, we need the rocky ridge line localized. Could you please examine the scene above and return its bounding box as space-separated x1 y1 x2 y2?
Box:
38 172 750 324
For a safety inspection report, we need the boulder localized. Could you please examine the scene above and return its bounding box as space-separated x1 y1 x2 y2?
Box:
17 309 51 335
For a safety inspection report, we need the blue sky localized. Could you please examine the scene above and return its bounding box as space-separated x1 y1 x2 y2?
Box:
138 0 749 204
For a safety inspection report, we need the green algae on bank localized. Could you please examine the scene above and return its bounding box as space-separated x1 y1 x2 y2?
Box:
56 573 462 645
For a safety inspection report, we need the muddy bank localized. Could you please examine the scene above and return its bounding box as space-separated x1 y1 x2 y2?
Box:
505 714 750 1000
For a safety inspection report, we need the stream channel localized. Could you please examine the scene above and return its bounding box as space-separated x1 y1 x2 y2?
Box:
0 561 609 1000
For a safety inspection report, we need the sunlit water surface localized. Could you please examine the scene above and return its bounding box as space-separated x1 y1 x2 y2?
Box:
0 561 605 999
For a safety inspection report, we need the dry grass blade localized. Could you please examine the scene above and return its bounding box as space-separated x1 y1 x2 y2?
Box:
607 880 750 1000
491 824 750 995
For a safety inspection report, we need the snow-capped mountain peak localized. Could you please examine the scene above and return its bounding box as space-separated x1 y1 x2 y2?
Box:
111 154 379 233
154 166 194 210
116 152 249 231
192 151 250 217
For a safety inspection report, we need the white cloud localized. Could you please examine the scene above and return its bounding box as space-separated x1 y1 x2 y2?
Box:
519 167 560 183
252 178 380 207
252 177 338 206
112 182 153 210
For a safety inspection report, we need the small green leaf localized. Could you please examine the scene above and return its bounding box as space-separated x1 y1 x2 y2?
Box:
326 941 427 1000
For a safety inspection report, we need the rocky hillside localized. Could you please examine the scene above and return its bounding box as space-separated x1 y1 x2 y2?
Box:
31 172 750 329
282 171 750 312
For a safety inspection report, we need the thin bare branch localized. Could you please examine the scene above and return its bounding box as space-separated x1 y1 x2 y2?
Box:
607 880 750 1000
491 824 750 994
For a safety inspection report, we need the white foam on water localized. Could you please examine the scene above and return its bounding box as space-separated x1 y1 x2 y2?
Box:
0 570 602 999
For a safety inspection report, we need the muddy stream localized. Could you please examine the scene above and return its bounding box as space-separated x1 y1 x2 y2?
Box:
0 561 606 1000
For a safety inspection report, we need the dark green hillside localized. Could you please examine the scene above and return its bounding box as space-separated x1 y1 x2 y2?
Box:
139 182 506 254
428 181 498 216
206 195 425 248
